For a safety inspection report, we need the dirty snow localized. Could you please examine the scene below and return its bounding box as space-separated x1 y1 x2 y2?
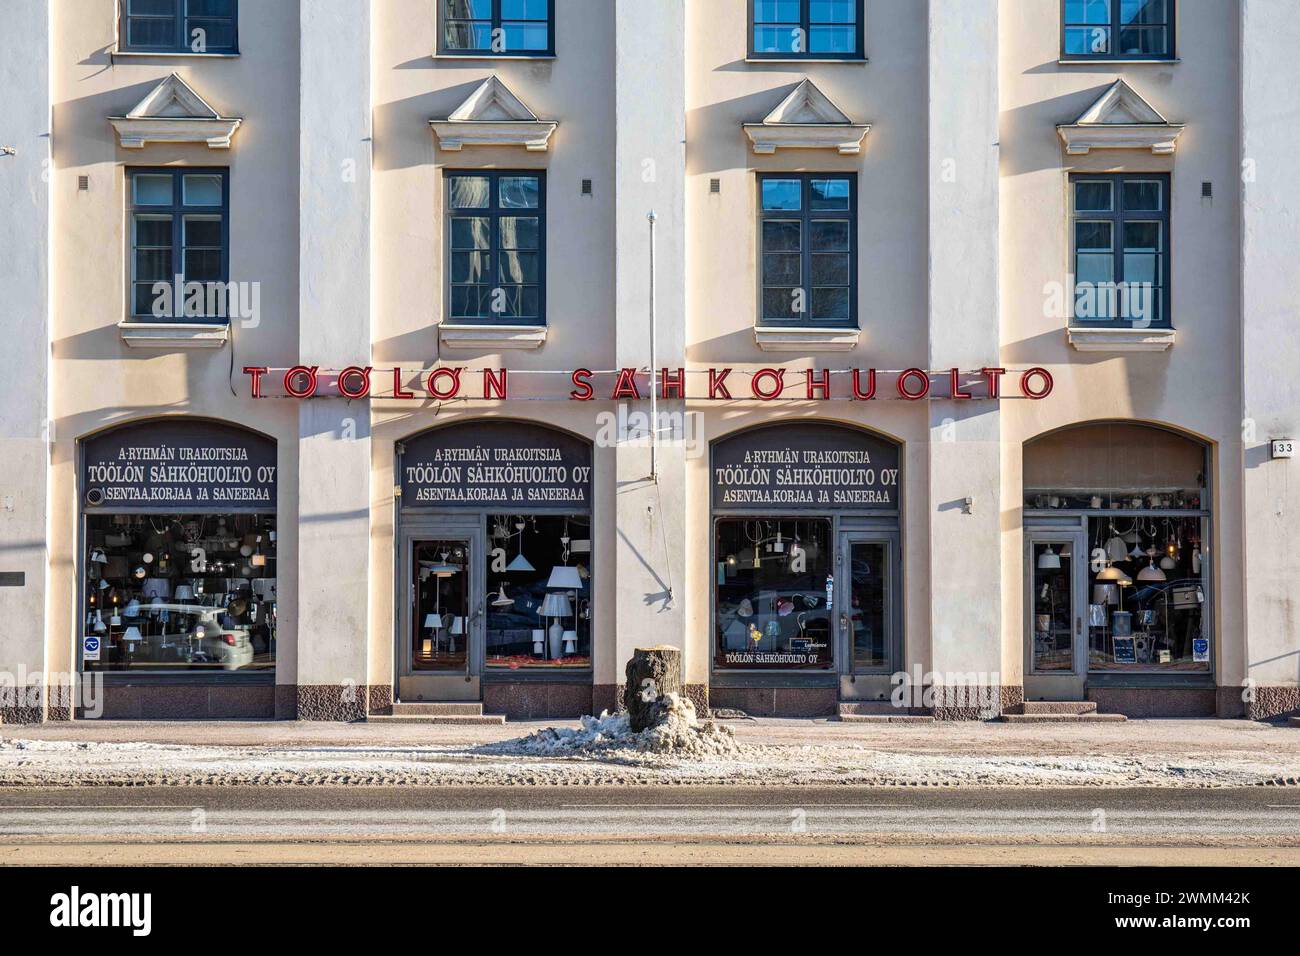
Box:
3 717 1299 789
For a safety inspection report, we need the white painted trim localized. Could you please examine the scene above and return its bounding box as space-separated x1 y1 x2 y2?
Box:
1067 326 1176 352
111 50 241 59
743 78 870 155
108 73 242 149
1056 79 1183 155
118 321 230 349
430 75 558 152
754 326 861 352
438 323 548 350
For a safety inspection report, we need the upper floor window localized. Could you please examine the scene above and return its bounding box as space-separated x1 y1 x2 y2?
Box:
446 171 546 325
1070 173 1169 328
440 0 554 56
758 173 856 327
1062 0 1173 59
119 0 238 54
750 0 864 59
129 168 229 321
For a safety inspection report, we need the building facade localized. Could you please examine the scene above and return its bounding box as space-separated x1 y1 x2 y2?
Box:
2 0 1298 722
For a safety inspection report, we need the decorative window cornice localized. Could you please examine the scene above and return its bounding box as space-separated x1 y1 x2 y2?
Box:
429 75 558 152
109 73 242 150
743 78 871 156
1056 79 1184 156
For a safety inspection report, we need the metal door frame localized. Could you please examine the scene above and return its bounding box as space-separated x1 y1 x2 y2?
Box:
1023 527 1089 701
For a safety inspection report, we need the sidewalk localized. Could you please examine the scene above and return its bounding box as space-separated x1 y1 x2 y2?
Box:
3 717 1298 789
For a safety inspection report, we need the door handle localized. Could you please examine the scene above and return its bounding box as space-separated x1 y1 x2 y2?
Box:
1076 617 1082 636
840 612 850 632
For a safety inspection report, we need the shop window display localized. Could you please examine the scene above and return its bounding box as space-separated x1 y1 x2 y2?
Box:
485 514 591 670
714 518 834 669
83 513 275 672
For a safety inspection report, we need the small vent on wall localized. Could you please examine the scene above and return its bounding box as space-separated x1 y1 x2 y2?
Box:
581 178 592 195
709 178 721 194
1201 181 1212 199
78 175 89 191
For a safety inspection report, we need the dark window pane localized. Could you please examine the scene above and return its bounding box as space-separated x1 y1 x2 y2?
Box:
1118 26 1167 55
1123 221 1162 252
808 24 855 53
810 0 856 24
135 282 167 315
135 248 173 281
133 215 173 246
1064 25 1109 54
754 0 800 22
1121 0 1166 25
753 25 799 53
1075 221 1113 251
446 0 492 16
451 285 490 318
812 286 849 320
449 176 491 208
515 286 540 318
762 220 801 252
761 179 801 211
499 217 539 249
498 250 538 284
1065 0 1110 24
810 219 849 251
450 217 491 250
184 249 222 281
499 176 539 209
185 19 236 50
444 20 493 50
128 19 177 47
183 216 223 247
809 178 850 210
811 253 849 286
1074 180 1113 212
1123 179 1163 211
451 252 492 284
763 287 800 320
131 0 176 15
186 0 233 15
763 253 801 286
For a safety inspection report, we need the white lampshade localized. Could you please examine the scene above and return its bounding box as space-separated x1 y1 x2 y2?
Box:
449 616 465 636
562 630 578 654
123 598 141 616
90 548 109 565
1137 560 1166 582
93 612 106 634
1095 564 1127 581
423 613 444 630
506 552 535 573
491 584 514 607
1104 533 1128 562
122 626 143 643
174 584 195 601
1036 546 1060 570
547 565 583 590
1159 555 1177 570
539 593 572 619
1092 583 1119 606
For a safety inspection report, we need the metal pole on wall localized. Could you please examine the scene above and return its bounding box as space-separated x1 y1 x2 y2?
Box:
647 210 658 481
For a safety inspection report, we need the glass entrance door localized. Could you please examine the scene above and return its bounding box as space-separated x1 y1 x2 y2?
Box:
838 532 898 674
1024 530 1087 700
399 524 484 702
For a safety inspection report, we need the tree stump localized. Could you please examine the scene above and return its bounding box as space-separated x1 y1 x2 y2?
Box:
623 645 683 732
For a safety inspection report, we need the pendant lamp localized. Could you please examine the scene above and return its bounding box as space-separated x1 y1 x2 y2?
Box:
1036 546 1061 570
1104 527 1128 563
1096 564 1127 581
1137 559 1166 582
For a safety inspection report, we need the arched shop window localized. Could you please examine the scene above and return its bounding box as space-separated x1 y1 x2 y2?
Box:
711 422 902 673
398 421 593 673
79 419 277 674
1024 422 1210 673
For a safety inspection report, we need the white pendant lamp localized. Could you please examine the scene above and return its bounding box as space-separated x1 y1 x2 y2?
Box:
546 565 583 591
1037 545 1061 570
1104 526 1128 562
491 584 515 607
1096 564 1127 581
1137 558 1166 582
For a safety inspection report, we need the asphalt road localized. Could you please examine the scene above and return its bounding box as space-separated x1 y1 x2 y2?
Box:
2 785 1298 864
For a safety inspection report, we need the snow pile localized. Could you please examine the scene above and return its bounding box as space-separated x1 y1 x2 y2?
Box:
491 694 740 758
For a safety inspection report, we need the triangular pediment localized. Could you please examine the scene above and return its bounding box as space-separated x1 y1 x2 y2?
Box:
447 76 539 123
1072 79 1168 126
760 79 853 126
1057 80 1183 155
124 73 221 120
430 75 558 151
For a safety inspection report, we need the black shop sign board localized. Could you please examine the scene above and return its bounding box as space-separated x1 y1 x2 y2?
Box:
712 423 900 511
401 422 592 509
82 420 277 511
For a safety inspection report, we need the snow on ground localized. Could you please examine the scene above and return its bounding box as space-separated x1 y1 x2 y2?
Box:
3 714 1299 789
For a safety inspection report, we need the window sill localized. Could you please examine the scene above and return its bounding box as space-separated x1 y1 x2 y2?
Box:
432 52 556 60
438 323 547 351
1067 326 1175 352
754 325 860 352
112 50 241 58
119 321 230 349
1057 57 1180 65
744 57 868 64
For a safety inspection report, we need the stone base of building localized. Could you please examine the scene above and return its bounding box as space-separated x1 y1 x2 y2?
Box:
86 682 278 720
483 680 594 720
708 685 838 718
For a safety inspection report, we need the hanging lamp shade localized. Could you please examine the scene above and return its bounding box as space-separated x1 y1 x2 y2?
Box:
1096 564 1127 581
449 616 465 636
174 584 195 601
546 565 583 590
123 598 141 617
1036 546 1061 570
423 613 444 630
1105 532 1129 562
491 584 515 607
506 551 535 573
421 559 460 577
122 626 143 644
1137 560 1166 582
1159 554 1177 570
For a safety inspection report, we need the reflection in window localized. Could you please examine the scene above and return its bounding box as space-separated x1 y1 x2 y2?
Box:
83 513 275 672
129 168 228 321
443 0 552 55
752 0 862 58
447 170 545 324
1063 0 1172 59
122 0 238 54
1070 173 1168 328
715 518 834 670
759 173 855 326
486 514 591 669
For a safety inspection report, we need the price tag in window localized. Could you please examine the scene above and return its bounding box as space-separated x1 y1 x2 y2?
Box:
1271 439 1295 459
